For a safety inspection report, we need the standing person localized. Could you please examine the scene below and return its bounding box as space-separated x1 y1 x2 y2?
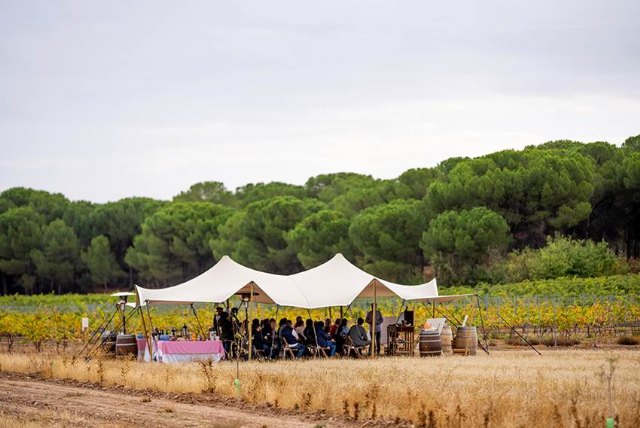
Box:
219 312 234 355
230 307 242 336
213 306 224 335
366 303 383 355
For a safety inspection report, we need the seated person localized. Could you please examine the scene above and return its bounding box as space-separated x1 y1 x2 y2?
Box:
251 318 270 356
303 319 316 346
315 321 336 356
281 319 305 358
330 318 341 337
294 319 306 342
348 317 372 348
335 318 349 355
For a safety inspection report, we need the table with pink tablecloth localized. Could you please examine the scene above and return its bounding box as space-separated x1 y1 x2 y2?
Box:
136 338 150 362
155 340 225 363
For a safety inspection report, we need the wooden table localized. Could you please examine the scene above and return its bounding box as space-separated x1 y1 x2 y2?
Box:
386 325 415 356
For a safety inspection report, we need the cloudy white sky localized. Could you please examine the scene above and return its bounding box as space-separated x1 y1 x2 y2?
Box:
1 1 639 202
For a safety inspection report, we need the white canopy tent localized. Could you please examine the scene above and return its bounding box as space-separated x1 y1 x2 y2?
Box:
288 253 439 308
134 253 480 359
135 253 443 308
135 255 310 307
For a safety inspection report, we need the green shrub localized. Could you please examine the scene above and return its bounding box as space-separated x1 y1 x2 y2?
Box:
491 235 629 283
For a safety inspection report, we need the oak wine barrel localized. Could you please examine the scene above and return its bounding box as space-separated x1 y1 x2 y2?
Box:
115 334 137 357
100 332 117 354
419 330 442 357
453 326 477 356
440 325 453 355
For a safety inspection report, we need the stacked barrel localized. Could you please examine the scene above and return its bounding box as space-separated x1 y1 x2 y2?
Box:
417 324 478 357
452 326 478 355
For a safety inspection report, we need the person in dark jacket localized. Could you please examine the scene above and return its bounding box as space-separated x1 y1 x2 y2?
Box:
315 321 336 356
219 312 234 354
251 318 270 356
281 320 305 357
335 318 349 355
303 319 316 346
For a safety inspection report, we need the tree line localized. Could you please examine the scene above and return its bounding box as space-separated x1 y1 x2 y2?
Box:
1 135 639 294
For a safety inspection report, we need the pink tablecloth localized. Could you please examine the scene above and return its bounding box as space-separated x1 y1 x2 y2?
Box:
155 340 224 363
136 338 149 362
156 340 224 354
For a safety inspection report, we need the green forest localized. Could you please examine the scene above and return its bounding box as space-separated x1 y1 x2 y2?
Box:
1 135 639 295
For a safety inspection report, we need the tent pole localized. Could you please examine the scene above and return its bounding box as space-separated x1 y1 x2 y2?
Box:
308 308 320 358
346 303 354 318
145 301 155 361
475 294 490 355
270 305 279 359
191 304 206 339
372 280 377 358
395 299 406 324
249 283 253 361
138 305 150 361
340 306 343 319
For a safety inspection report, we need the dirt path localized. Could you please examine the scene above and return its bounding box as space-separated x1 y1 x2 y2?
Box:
0 374 349 428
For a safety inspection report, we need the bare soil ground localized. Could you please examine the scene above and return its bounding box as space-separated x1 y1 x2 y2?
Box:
0 373 351 428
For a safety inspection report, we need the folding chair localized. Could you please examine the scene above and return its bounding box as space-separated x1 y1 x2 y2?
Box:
343 336 366 358
280 337 297 359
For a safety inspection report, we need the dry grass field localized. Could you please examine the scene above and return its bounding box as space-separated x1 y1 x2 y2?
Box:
1 349 639 427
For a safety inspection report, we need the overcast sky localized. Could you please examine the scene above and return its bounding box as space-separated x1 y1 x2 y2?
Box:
1 1 639 203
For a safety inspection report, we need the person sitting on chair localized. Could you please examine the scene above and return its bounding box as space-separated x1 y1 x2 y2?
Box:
335 318 349 355
349 317 372 348
303 319 316 346
330 318 341 337
251 318 270 356
315 321 337 356
294 319 306 342
281 319 305 358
